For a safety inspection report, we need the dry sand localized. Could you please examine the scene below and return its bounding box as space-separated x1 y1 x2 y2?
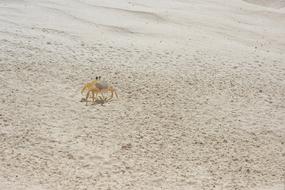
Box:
0 0 285 189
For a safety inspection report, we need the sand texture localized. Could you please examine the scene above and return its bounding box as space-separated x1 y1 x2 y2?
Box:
0 0 285 189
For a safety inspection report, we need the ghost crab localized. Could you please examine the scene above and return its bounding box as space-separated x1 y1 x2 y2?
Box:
81 76 118 105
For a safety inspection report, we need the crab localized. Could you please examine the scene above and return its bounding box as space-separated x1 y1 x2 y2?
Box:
81 77 118 105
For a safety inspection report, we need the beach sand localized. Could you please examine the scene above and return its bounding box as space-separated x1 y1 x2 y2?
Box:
0 0 284 189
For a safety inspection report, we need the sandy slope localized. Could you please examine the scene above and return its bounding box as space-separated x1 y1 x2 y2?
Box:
244 0 285 8
0 0 285 189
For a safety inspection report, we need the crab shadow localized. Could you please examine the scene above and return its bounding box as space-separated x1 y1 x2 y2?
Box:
80 97 110 106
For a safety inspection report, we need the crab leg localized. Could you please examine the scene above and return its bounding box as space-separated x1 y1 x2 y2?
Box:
85 90 91 105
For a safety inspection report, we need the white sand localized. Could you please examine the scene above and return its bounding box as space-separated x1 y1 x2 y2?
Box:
0 0 284 189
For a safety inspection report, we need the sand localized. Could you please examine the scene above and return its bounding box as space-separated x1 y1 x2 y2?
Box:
0 0 284 189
